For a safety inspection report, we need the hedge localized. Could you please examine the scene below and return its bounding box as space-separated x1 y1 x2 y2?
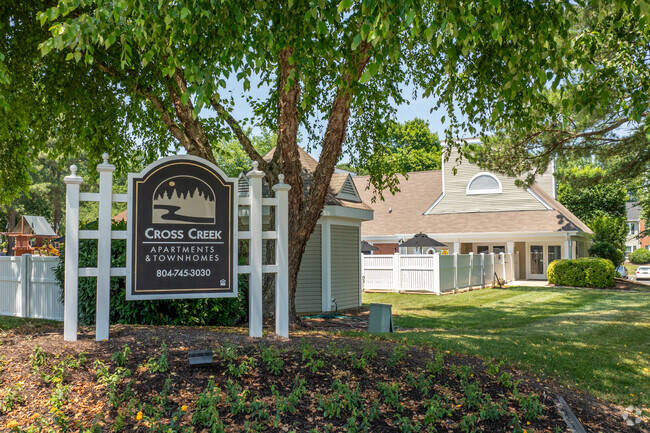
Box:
587 242 624 267
55 220 248 326
629 248 650 265
547 257 615 288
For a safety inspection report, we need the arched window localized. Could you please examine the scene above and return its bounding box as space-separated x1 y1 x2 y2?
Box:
466 172 502 195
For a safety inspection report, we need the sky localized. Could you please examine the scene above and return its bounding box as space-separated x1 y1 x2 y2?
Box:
215 75 466 163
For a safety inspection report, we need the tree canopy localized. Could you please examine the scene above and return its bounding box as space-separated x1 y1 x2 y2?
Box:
3 0 639 318
337 118 441 188
555 158 628 227
468 1 650 232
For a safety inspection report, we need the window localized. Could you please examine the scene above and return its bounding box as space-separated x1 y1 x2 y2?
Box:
629 222 636 235
493 245 506 254
466 173 502 195
477 245 489 254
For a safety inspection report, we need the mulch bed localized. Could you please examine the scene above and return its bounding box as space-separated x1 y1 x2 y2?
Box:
0 322 647 432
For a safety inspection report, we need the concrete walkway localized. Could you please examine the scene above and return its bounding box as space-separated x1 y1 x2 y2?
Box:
505 280 551 287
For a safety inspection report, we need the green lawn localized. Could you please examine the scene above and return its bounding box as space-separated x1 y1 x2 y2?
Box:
0 315 60 331
363 287 650 407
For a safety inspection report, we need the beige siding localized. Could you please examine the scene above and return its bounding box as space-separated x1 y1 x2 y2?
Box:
535 160 556 199
330 225 361 310
515 242 526 279
431 148 548 214
296 225 322 313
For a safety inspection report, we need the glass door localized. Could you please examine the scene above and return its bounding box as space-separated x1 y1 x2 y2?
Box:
530 245 544 278
548 245 561 266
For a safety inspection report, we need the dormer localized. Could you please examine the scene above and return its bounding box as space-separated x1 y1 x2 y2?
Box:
334 174 362 203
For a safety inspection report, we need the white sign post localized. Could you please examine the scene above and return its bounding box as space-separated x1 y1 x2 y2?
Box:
63 155 291 341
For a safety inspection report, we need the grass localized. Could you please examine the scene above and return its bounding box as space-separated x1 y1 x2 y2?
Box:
362 286 650 408
0 315 60 332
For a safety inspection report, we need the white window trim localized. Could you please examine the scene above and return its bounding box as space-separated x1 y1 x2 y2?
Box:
465 172 503 195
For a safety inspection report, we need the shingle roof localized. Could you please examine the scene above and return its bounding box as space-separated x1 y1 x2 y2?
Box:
627 202 642 221
262 147 372 211
353 171 592 236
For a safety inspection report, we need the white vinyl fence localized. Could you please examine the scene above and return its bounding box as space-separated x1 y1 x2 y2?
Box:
362 253 515 294
0 255 63 320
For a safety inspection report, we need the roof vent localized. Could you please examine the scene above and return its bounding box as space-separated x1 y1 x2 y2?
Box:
336 176 361 202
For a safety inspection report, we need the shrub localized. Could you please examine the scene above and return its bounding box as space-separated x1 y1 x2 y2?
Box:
55 220 247 326
588 242 624 267
547 257 615 288
629 248 650 264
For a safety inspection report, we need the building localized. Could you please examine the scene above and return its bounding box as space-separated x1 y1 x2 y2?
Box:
626 202 649 257
353 144 592 280
239 147 373 313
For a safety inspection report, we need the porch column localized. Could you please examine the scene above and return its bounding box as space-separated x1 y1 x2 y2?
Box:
453 242 460 254
563 238 573 259
507 242 514 254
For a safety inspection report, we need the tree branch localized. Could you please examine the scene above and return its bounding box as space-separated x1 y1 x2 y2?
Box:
209 97 270 172
96 63 192 150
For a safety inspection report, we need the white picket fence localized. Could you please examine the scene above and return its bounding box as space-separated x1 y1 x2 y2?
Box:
362 253 515 294
0 255 63 320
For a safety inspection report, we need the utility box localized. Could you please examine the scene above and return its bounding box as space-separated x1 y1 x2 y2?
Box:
368 303 393 333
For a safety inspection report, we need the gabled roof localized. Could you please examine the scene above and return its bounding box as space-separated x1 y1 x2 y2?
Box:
9 216 57 237
257 147 371 211
353 171 592 236
627 202 642 221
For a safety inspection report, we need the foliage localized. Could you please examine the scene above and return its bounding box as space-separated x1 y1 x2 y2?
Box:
588 242 625 267
590 214 628 251
546 257 615 288
4 0 602 319
467 2 650 228
555 160 628 227
145 342 169 374
629 248 650 264
213 131 276 178
55 220 247 326
345 118 442 187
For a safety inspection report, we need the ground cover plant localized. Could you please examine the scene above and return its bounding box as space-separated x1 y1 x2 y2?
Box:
0 323 645 432
362 286 650 410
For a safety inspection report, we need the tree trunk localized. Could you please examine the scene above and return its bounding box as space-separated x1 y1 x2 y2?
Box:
114 47 371 324
6 208 16 256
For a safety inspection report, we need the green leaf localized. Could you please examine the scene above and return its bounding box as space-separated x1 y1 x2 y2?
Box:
351 33 362 50
180 7 189 19
338 0 353 13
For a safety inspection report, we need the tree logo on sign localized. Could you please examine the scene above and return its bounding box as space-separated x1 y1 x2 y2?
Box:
152 175 216 225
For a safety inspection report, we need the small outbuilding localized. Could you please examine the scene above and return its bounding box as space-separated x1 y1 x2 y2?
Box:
238 147 373 313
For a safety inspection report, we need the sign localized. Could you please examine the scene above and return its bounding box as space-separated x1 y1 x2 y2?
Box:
126 156 237 300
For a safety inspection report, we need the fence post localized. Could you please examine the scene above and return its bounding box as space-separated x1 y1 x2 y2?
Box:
272 175 291 338
433 253 440 294
453 253 459 290
467 252 474 288
500 252 506 281
96 154 115 341
489 253 495 284
64 165 83 341
393 253 400 292
247 162 265 338
19 254 31 317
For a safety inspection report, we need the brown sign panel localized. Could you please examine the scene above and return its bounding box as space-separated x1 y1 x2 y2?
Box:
126 156 237 300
